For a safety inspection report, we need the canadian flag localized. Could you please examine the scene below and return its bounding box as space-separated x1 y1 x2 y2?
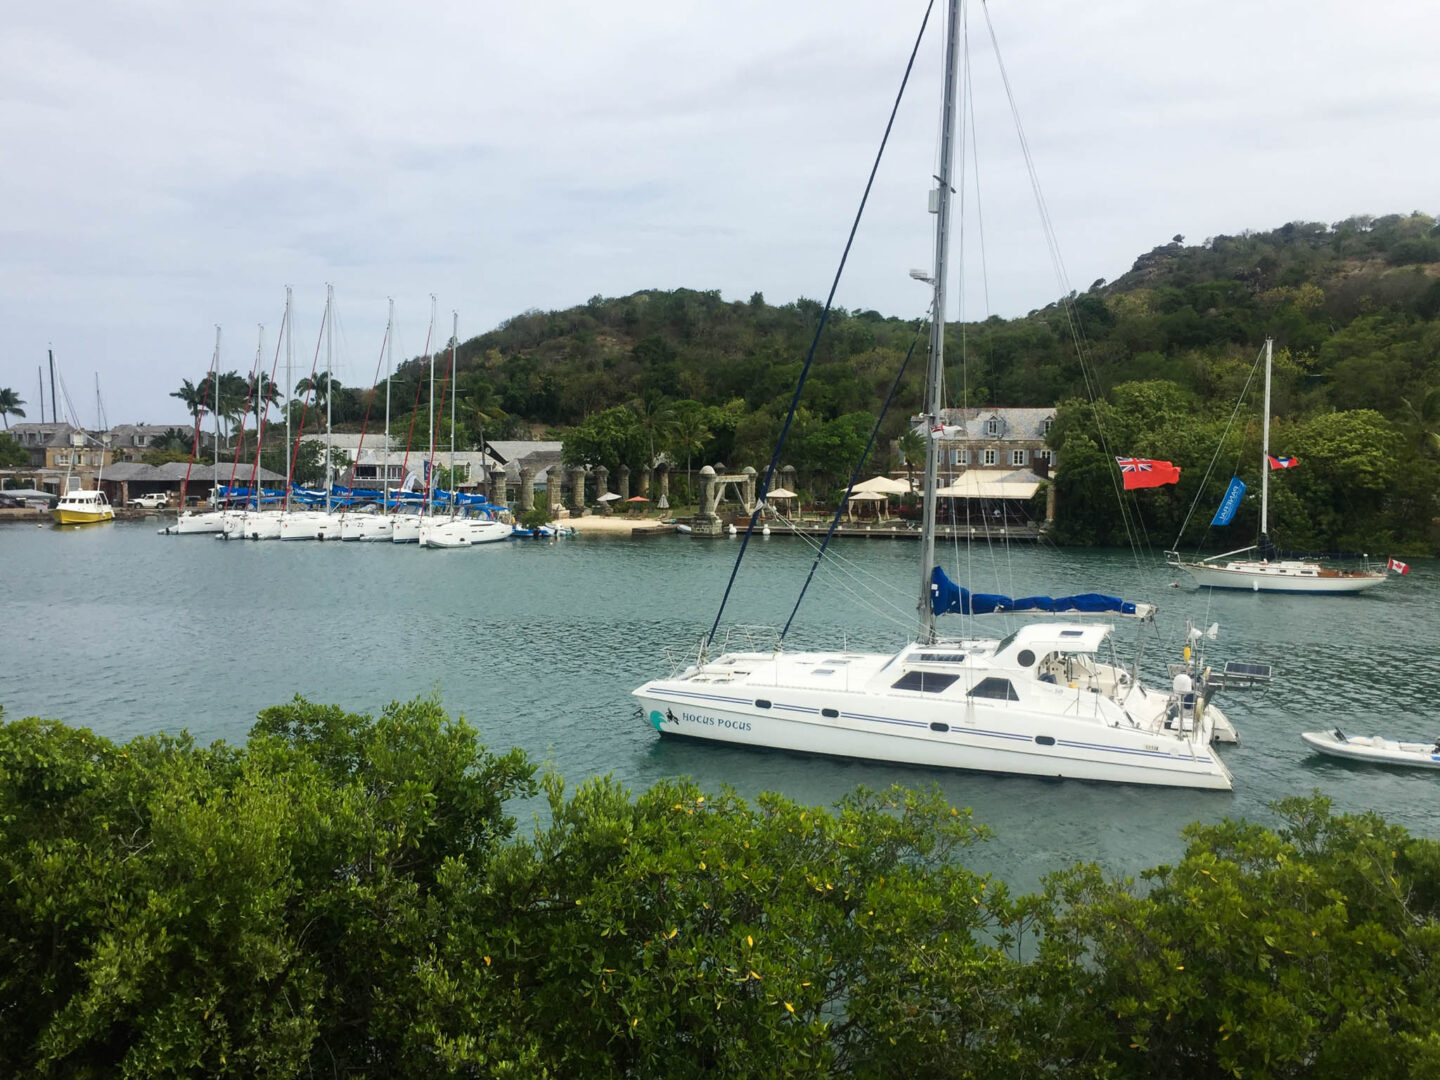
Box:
1388 557 1410 575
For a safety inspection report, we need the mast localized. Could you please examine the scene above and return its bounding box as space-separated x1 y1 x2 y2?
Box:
426 294 436 516
917 0 963 644
450 310 457 517
48 348 57 424
1260 336 1272 550
37 366 44 426
324 283 334 514
384 298 393 511
213 326 221 498
284 286 294 512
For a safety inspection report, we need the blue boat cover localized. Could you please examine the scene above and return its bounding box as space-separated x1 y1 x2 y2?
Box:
929 566 1141 616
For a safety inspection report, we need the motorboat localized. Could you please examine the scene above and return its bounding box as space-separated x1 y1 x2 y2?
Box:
53 488 114 525
1301 729 1440 769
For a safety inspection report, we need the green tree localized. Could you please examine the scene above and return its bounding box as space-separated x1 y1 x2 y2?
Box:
0 431 26 467
169 378 210 425
562 405 648 473
0 387 25 429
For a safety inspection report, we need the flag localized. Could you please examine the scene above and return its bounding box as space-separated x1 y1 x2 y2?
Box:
1268 455 1299 470
1388 557 1410 575
1116 457 1181 490
1210 476 1247 526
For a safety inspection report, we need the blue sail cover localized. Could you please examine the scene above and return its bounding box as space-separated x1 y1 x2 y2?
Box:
1210 476 1246 526
929 566 1142 616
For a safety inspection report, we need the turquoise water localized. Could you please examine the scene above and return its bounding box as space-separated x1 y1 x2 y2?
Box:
3 520 1435 890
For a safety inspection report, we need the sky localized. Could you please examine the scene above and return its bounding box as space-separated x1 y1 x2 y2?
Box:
2 0 1438 427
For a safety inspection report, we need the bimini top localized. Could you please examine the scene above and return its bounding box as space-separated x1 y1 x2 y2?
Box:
929 566 1155 619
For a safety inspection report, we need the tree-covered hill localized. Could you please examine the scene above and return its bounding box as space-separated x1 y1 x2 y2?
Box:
176 212 1440 547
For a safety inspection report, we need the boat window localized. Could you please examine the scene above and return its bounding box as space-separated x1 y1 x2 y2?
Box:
1034 735 1055 746
930 722 950 733
822 658 851 665
1016 649 1036 667
822 708 839 718
915 652 966 664
891 671 959 693
993 631 1020 653
969 677 1019 701
1060 630 1084 638
812 668 835 675
754 699 772 709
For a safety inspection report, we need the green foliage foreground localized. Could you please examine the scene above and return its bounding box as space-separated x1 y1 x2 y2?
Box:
3 699 1439 1079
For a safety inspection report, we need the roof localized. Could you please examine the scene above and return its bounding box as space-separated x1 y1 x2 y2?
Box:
929 407 1056 442
849 475 910 495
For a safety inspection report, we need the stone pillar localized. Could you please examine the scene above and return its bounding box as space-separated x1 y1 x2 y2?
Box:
593 465 610 513
698 465 718 523
741 466 756 513
547 469 562 513
616 465 630 502
519 466 536 512
489 464 508 508
640 466 652 497
570 467 587 513
659 466 670 499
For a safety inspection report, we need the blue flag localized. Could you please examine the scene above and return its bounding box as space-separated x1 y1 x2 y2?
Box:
1211 476 1246 526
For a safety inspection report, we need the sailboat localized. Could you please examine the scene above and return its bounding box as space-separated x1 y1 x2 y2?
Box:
341 299 397 542
162 328 228 535
1167 338 1387 594
633 0 1241 791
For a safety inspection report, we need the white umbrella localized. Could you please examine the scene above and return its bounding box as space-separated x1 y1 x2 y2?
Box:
596 492 622 502
766 487 797 499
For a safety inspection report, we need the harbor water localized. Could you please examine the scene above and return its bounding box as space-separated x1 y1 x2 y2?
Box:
4 520 1436 891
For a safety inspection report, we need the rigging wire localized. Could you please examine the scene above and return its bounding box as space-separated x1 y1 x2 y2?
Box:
779 316 929 641
702 0 938 656
978 1 1150 578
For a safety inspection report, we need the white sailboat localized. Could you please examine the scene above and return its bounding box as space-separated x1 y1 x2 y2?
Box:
1167 338 1387 594
420 311 513 549
162 328 227 535
279 285 338 541
633 0 1240 791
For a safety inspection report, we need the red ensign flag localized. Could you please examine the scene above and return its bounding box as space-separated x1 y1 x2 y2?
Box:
1116 457 1182 490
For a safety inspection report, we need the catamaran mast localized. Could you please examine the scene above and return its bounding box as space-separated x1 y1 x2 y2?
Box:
1260 336 1272 551
918 0 963 644
384 298 393 511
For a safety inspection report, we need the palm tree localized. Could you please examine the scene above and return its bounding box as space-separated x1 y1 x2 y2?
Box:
897 427 925 490
630 392 678 472
295 372 341 422
216 371 250 442
668 406 712 505
170 378 210 424
0 388 25 429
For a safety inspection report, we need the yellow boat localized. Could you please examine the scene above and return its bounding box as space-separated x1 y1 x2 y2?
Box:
52 488 115 525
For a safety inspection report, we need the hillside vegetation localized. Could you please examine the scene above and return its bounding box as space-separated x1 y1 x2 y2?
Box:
181 212 1440 549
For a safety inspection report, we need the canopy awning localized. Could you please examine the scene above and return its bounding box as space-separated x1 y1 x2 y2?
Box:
765 487 797 499
849 475 911 495
934 476 1040 499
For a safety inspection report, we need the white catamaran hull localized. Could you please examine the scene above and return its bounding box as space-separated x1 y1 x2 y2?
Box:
1177 560 1386 593
420 518 513 548
635 643 1234 791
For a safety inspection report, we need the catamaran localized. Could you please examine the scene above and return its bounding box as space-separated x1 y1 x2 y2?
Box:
634 0 1249 790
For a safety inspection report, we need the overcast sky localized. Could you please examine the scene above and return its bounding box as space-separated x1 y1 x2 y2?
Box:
3 0 1437 426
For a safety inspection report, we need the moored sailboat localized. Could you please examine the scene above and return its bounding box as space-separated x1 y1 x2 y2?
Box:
1167 339 1388 594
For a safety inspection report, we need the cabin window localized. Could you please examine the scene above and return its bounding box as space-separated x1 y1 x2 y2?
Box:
969 677 1019 701
754 699 772 709
930 722 950 733
812 668 835 675
822 708 839 718
915 652 966 664
891 671 959 693
1034 735 1055 746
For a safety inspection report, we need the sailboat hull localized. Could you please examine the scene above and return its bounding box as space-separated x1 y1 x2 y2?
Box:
635 645 1234 791
1176 560 1386 593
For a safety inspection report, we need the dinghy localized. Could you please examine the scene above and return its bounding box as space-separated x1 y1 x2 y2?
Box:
1301 728 1440 769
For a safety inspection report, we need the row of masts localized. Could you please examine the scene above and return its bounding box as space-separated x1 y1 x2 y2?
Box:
191 288 461 516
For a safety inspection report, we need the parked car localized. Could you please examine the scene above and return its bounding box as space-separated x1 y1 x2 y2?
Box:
127 493 170 509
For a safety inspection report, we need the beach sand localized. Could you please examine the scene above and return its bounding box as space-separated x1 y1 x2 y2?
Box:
560 513 673 535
